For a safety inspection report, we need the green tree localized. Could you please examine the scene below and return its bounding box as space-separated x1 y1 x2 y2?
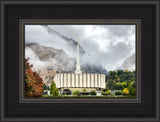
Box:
43 84 50 90
50 81 59 96
106 70 136 95
121 82 127 89
110 83 123 90
106 79 113 89
109 71 117 79
116 77 120 82
130 88 136 95
117 70 124 76
109 71 117 76
105 85 109 90
131 82 136 88
128 82 136 95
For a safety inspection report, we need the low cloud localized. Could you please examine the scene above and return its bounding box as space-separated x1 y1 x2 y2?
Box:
25 24 135 71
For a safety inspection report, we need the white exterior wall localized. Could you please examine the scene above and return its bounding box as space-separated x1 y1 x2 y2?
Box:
103 75 106 88
87 74 90 87
91 74 94 87
54 73 105 89
66 73 68 87
80 74 82 87
76 74 78 87
57 74 60 88
68 73 70 87
98 74 101 87
72 73 74 87
64 73 66 87
95 74 97 87
60 73 63 87
101 75 103 88
83 73 86 87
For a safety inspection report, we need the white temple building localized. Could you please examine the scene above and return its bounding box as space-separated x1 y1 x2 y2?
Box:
54 39 105 93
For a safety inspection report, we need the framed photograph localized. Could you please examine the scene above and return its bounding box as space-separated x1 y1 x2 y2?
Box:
1 0 159 121
20 19 141 103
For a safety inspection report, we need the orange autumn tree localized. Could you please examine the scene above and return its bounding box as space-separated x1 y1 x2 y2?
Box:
25 58 44 97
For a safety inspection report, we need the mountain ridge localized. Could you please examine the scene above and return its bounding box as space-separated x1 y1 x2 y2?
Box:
25 43 108 85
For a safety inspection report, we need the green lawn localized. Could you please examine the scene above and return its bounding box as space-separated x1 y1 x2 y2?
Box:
41 95 136 98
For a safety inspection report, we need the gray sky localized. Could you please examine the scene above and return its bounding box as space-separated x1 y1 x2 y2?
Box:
25 25 135 71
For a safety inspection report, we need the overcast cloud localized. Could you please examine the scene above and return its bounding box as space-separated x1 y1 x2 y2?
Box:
25 25 135 71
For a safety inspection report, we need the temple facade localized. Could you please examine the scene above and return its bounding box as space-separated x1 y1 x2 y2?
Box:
54 39 105 93
54 73 105 89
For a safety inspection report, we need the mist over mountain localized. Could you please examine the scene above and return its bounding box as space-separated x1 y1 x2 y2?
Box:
25 43 108 85
115 53 135 71
43 25 86 55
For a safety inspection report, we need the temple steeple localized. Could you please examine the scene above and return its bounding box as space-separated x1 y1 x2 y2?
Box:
75 38 82 74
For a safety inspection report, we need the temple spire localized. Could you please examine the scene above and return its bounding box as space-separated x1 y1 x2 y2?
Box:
75 38 82 74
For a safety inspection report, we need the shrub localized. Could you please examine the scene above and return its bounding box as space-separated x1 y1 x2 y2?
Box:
101 91 106 95
72 90 81 96
115 91 122 95
130 88 136 95
82 88 87 93
106 90 111 95
82 88 88 95
128 83 136 95
111 94 115 97
101 90 111 96
123 88 129 95
90 90 97 95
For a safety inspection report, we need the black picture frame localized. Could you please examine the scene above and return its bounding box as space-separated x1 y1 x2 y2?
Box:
0 0 159 121
19 19 141 103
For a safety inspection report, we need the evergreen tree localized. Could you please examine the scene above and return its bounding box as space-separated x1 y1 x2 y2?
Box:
50 81 59 96
43 84 50 90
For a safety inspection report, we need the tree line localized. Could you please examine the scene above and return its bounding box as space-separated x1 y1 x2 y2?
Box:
105 69 136 95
